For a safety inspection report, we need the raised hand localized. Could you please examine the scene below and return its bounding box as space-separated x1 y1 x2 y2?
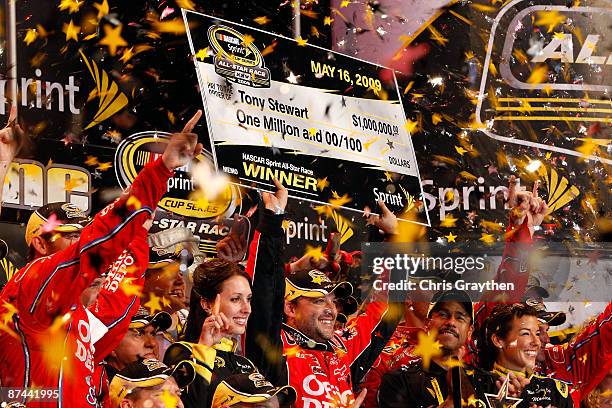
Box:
366 200 398 235
199 294 231 347
162 110 204 170
0 106 23 165
262 177 288 214
216 214 248 262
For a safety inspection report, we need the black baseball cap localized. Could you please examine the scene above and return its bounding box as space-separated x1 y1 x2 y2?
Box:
212 372 297 408
129 307 172 332
336 295 359 323
25 202 91 246
109 358 195 407
285 269 352 302
524 298 566 327
427 289 474 321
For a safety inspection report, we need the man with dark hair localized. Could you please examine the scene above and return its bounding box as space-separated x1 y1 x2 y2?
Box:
378 290 495 408
244 200 403 408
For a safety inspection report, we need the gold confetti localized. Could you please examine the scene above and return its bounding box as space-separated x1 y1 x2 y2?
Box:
97 161 112 171
143 293 163 315
62 20 80 42
304 245 323 262
253 16 271 25
440 216 458 228
24 29 38 45
176 0 195 10
413 330 442 370
261 41 277 57
98 24 127 56
535 10 567 33
426 25 448 46
527 64 548 85
479 233 496 245
93 0 109 19
120 276 142 297
316 177 330 191
58 0 81 14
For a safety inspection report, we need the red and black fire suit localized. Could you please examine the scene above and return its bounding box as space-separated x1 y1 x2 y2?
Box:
0 157 170 407
244 210 404 408
537 301 612 405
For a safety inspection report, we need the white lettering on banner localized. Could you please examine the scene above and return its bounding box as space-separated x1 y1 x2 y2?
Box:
373 187 404 207
155 218 230 236
422 178 517 220
531 34 612 65
0 70 80 115
283 218 328 245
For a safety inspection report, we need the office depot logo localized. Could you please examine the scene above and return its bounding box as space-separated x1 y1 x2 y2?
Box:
474 1 611 164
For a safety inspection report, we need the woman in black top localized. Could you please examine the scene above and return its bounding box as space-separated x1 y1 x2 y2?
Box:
478 303 574 408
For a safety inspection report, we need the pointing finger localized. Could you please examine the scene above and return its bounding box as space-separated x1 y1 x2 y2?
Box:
182 110 202 133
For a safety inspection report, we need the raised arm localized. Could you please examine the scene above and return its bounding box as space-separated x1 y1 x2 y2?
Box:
507 175 518 209
89 232 149 363
0 106 23 215
345 202 405 384
18 111 203 326
243 178 288 386
530 180 548 227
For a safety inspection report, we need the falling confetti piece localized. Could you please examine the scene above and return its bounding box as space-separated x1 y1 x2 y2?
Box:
329 191 352 207
479 233 496 245
98 24 127 56
440 216 458 228
143 293 163 315
253 15 271 25
93 0 110 19
58 0 81 14
62 20 80 42
535 10 567 33
176 0 196 10
24 29 38 45
413 330 442 370
527 64 548 85
304 244 324 262
97 161 112 171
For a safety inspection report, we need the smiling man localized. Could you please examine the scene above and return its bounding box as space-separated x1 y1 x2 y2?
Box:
378 290 496 408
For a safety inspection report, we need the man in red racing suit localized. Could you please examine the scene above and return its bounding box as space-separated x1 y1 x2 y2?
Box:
0 114 202 407
243 195 404 408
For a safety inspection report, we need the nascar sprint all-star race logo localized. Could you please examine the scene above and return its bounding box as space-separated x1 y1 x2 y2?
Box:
207 25 271 88
474 0 611 164
114 131 240 219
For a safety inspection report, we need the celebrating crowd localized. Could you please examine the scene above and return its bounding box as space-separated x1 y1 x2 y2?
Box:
0 111 610 408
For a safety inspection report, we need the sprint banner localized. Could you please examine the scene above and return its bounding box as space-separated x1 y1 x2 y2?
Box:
183 11 429 225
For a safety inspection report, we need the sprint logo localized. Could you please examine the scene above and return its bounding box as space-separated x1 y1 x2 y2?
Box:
80 50 128 130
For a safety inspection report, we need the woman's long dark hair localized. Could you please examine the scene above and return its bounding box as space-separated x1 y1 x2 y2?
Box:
183 258 252 343
477 303 539 371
